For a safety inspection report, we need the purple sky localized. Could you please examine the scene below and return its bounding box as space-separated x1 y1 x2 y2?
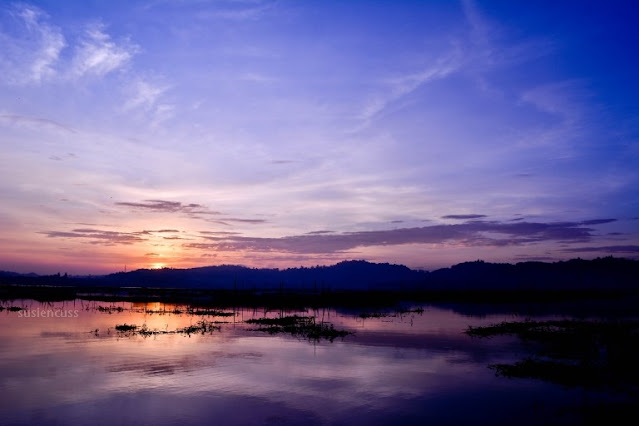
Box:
1 1 638 274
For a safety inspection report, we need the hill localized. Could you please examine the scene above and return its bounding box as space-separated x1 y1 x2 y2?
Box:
1 257 638 293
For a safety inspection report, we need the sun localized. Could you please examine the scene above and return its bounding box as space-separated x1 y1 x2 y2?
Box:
151 263 166 270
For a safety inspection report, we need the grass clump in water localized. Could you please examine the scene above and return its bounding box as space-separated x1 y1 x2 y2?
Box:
115 324 137 332
115 321 221 337
186 308 235 317
246 315 352 342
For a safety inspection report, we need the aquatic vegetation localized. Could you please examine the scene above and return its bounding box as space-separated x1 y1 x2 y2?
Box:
114 321 221 337
358 306 424 319
97 306 124 313
358 312 390 319
245 315 314 326
397 307 424 314
246 315 352 342
177 321 221 334
115 324 137 332
467 319 639 390
186 308 235 317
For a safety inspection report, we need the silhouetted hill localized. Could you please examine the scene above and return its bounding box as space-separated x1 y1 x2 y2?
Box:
1 257 638 293
0 270 39 278
427 257 639 291
102 260 425 290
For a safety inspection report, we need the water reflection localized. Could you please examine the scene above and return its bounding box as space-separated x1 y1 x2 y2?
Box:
0 299 620 425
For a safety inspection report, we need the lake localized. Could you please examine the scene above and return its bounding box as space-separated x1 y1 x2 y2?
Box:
0 298 633 425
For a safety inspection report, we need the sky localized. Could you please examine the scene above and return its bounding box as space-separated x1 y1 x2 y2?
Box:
1 0 638 274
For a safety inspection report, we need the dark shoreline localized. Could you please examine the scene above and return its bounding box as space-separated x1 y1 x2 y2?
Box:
2 284 638 315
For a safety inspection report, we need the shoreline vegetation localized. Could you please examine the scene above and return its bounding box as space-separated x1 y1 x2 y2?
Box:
466 319 639 391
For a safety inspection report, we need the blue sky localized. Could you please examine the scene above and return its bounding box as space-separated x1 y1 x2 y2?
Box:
1 0 638 274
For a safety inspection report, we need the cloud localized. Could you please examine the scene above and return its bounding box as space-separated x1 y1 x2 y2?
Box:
462 0 552 71
0 4 65 85
199 231 242 235
1 5 141 85
196 2 273 21
442 214 487 220
561 245 639 254
115 201 265 227
39 229 147 246
0 114 76 133
124 80 169 111
360 49 461 123
222 218 267 224
204 219 267 227
462 0 494 55
240 72 274 83
19 5 65 83
115 200 220 215
122 79 174 126
70 23 137 78
579 219 616 225
183 219 613 255
513 255 557 262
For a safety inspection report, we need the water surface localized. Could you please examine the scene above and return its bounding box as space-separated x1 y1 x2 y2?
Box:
0 299 623 425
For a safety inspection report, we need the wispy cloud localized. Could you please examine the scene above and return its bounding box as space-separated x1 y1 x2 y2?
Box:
122 78 174 126
0 114 76 133
115 200 220 215
1 5 138 86
18 5 65 83
359 49 462 124
561 245 639 254
442 214 487 220
114 200 265 227
124 79 169 111
462 0 553 72
199 231 242 235
0 4 65 85
580 219 616 225
221 218 267 224
70 23 137 78
196 2 274 21
39 229 147 246
561 245 639 255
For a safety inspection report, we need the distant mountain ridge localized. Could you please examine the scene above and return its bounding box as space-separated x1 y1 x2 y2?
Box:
1 257 638 292
104 260 423 290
